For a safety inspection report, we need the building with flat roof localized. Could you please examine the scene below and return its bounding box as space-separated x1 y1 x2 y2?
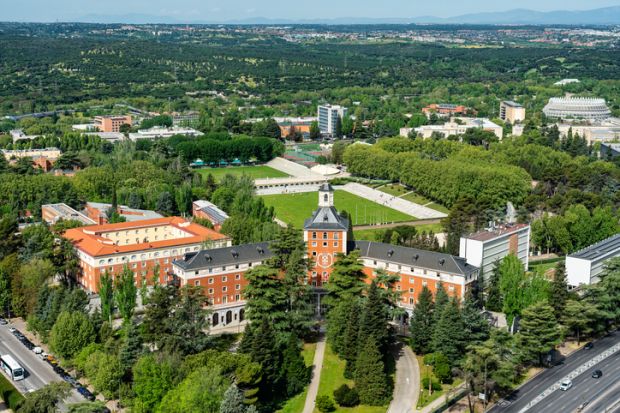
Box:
500 101 526 124
422 104 475 118
459 223 530 284
85 202 163 225
566 234 620 288
63 217 230 292
318 105 347 136
600 143 620 158
2 148 61 161
94 115 132 133
556 118 620 144
192 200 230 231
543 97 611 121
402 117 503 140
554 79 580 86
128 126 203 141
10 129 39 143
173 184 478 330
42 203 96 226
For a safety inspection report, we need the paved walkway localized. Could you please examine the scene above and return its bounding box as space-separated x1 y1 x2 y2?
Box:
341 183 447 220
388 344 420 413
266 157 325 179
302 334 327 413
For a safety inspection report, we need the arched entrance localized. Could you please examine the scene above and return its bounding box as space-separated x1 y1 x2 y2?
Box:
226 310 232 324
239 309 245 322
212 313 219 327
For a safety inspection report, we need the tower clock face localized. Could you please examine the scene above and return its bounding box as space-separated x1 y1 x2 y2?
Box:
317 253 333 268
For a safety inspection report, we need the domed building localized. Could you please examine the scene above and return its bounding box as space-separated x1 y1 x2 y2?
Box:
543 97 611 121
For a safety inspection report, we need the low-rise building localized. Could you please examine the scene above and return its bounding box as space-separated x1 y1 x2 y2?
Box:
554 79 580 86
566 234 620 288
94 115 132 133
402 118 503 140
459 223 531 285
2 148 61 172
500 101 526 124
171 111 200 126
42 203 96 226
192 200 229 231
63 217 230 292
10 129 39 142
128 126 203 141
422 104 474 118
543 97 611 121
85 202 163 225
600 143 620 158
556 118 620 144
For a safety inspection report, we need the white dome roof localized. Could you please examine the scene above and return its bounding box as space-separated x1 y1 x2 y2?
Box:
311 164 340 176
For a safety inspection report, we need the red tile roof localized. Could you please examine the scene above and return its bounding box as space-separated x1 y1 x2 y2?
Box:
64 216 228 257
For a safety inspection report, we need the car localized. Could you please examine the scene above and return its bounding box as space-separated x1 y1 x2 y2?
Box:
584 342 593 350
592 369 603 378
77 386 96 401
0 318 7 325
8 327 16 333
577 401 589 411
63 375 78 387
560 379 573 391
33 347 43 354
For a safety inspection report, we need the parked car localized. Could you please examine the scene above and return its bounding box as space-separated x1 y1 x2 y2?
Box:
592 369 603 378
63 375 78 387
8 327 16 333
33 347 43 354
77 386 96 401
584 342 593 350
53 366 66 376
0 318 7 325
560 379 573 391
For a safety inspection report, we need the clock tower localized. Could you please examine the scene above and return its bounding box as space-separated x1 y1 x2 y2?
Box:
303 183 348 286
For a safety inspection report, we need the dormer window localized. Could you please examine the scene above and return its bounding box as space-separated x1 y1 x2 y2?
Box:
324 194 328 203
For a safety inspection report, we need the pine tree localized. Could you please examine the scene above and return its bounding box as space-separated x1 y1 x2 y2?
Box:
354 337 388 406
485 261 503 312
327 300 353 356
410 285 434 354
325 250 366 303
431 298 466 366
282 334 310 396
250 318 281 397
114 265 137 323
119 319 143 376
220 384 246 413
461 296 490 346
98 270 114 324
432 283 449 325
499 255 526 326
343 300 361 379
517 302 562 366
549 261 568 320
358 281 389 354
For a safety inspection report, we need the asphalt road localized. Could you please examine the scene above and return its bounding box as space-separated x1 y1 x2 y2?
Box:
0 324 83 405
489 330 620 413
387 343 419 413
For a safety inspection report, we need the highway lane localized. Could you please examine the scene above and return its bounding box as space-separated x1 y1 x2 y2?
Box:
489 330 620 413
0 324 84 404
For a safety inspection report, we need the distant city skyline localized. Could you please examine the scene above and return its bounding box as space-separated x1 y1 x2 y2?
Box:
2 0 620 23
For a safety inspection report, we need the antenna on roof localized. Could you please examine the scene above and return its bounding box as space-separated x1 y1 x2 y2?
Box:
439 258 445 266
387 249 394 257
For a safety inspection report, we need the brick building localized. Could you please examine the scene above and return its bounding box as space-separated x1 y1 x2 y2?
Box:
94 115 132 133
63 217 230 292
173 184 478 330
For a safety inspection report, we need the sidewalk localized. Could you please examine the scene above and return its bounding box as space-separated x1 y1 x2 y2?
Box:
417 383 467 413
302 334 326 413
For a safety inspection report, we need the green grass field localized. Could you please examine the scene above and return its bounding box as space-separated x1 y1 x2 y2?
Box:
196 165 289 181
277 342 318 413
353 223 444 242
315 345 387 413
379 185 450 214
261 191 415 228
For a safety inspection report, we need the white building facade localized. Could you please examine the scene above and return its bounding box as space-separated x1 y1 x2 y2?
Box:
318 104 347 136
566 234 620 288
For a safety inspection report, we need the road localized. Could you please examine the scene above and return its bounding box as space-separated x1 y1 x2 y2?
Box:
387 343 419 413
0 324 83 405
489 330 620 413
302 333 326 413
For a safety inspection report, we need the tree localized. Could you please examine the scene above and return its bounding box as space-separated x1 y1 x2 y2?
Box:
499 255 525 326
263 118 282 139
167 285 211 355
119 319 143 375
461 297 490 346
17 382 71 413
549 262 569 320
343 300 361 379
432 283 449 325
410 285 434 354
431 298 465 366
562 300 597 345
133 354 177 412
84 352 123 399
12 258 56 316
67 401 109 413
98 271 114 323
220 384 246 413
485 262 502 312
354 337 388 406
156 191 177 215
158 366 228 413
325 250 366 302
248 318 281 398
282 334 310 396
309 121 321 140
358 281 390 354
50 311 96 359
517 302 562 366
114 265 137 323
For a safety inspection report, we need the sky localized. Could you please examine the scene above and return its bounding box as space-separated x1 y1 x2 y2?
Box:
2 0 620 22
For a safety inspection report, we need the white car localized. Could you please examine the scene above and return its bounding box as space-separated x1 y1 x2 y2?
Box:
33 347 43 355
559 379 573 391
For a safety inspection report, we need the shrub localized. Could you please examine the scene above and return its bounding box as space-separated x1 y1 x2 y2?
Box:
316 395 336 412
0 374 25 410
421 377 442 392
333 384 360 407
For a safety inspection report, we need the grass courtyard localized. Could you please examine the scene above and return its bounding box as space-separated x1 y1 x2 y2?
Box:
261 191 415 228
377 184 450 214
353 223 444 243
195 165 289 181
314 344 388 413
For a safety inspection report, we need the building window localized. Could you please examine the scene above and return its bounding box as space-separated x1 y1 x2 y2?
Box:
194 280 200 286
235 274 241 280
312 271 317 276
333 242 338 247
248 262 253 267
422 281 427 287
195 271 199 275
132 264 137 269
222 276 227 282
223 286 228 292
312 232 317 239
323 242 328 247
409 288 414 293
373 260 377 265
410 277 414 284
235 284 241 290
235 294 240 301
208 288 214 294
334 233 339 240
222 266 225 271
312 242 317 247
323 232 328 239
312 251 317 256
409 298 415 305
448 285 455 292
208 278 214 284
235 264 239 269
223 296 227 304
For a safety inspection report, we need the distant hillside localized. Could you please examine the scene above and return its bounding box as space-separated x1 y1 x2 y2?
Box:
77 6 620 25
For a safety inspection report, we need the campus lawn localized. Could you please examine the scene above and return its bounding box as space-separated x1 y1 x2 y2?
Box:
277 342 318 413
353 224 444 242
400 191 450 214
261 191 415 228
416 356 463 409
315 344 387 413
376 184 409 197
195 165 289 181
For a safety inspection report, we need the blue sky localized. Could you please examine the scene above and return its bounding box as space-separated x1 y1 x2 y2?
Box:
3 0 619 22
